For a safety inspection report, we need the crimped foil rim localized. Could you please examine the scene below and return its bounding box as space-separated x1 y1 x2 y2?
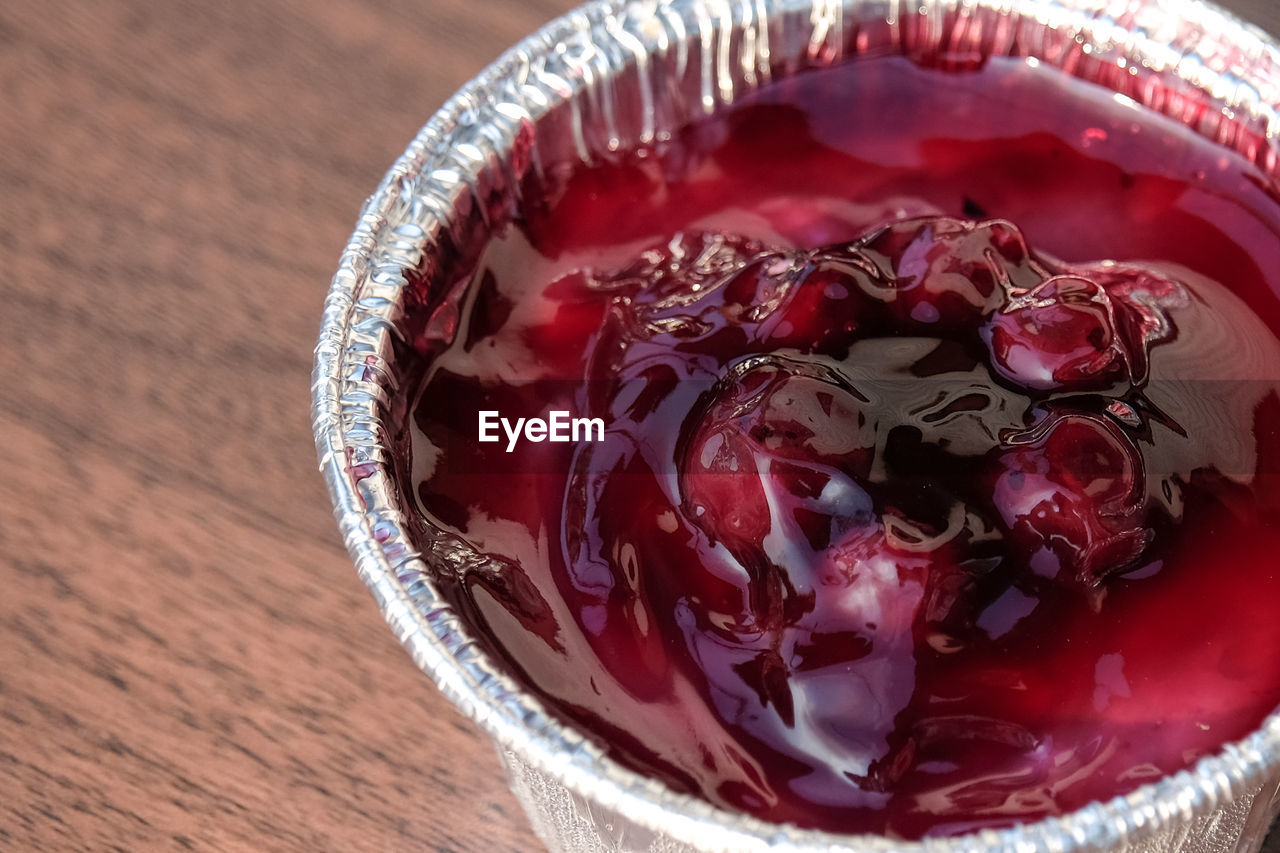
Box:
312 0 1280 850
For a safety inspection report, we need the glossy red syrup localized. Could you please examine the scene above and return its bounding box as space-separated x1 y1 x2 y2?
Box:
407 57 1280 837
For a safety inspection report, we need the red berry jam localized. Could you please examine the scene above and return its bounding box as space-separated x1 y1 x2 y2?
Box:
407 56 1280 837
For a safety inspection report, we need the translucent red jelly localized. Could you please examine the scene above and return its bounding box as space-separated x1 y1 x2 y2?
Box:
407 57 1280 837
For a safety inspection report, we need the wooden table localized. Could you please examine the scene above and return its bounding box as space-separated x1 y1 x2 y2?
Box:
2 1 1279 850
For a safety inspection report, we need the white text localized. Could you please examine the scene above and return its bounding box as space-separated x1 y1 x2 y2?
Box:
478 410 605 452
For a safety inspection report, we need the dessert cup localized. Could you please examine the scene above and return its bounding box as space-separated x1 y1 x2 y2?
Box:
312 0 1280 850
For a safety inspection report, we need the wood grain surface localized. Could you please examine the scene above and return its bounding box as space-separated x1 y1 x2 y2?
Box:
2 1 1280 851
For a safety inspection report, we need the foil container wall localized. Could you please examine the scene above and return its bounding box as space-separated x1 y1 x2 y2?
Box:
312 0 1280 850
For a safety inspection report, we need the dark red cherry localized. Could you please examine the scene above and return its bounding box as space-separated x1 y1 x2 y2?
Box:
714 252 884 355
764 256 882 354
682 427 773 555
681 359 876 557
718 253 803 323
992 412 1150 588
982 275 1132 392
857 216 1040 329
1085 264 1188 383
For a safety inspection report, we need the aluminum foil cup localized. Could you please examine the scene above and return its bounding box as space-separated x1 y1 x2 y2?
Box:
312 0 1280 850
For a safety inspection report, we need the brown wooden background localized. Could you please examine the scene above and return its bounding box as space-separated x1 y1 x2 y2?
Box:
2 1 1279 850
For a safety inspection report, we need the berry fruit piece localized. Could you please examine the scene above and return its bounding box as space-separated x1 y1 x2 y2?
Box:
982 275 1133 393
991 412 1151 589
856 216 1042 329
681 357 877 561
